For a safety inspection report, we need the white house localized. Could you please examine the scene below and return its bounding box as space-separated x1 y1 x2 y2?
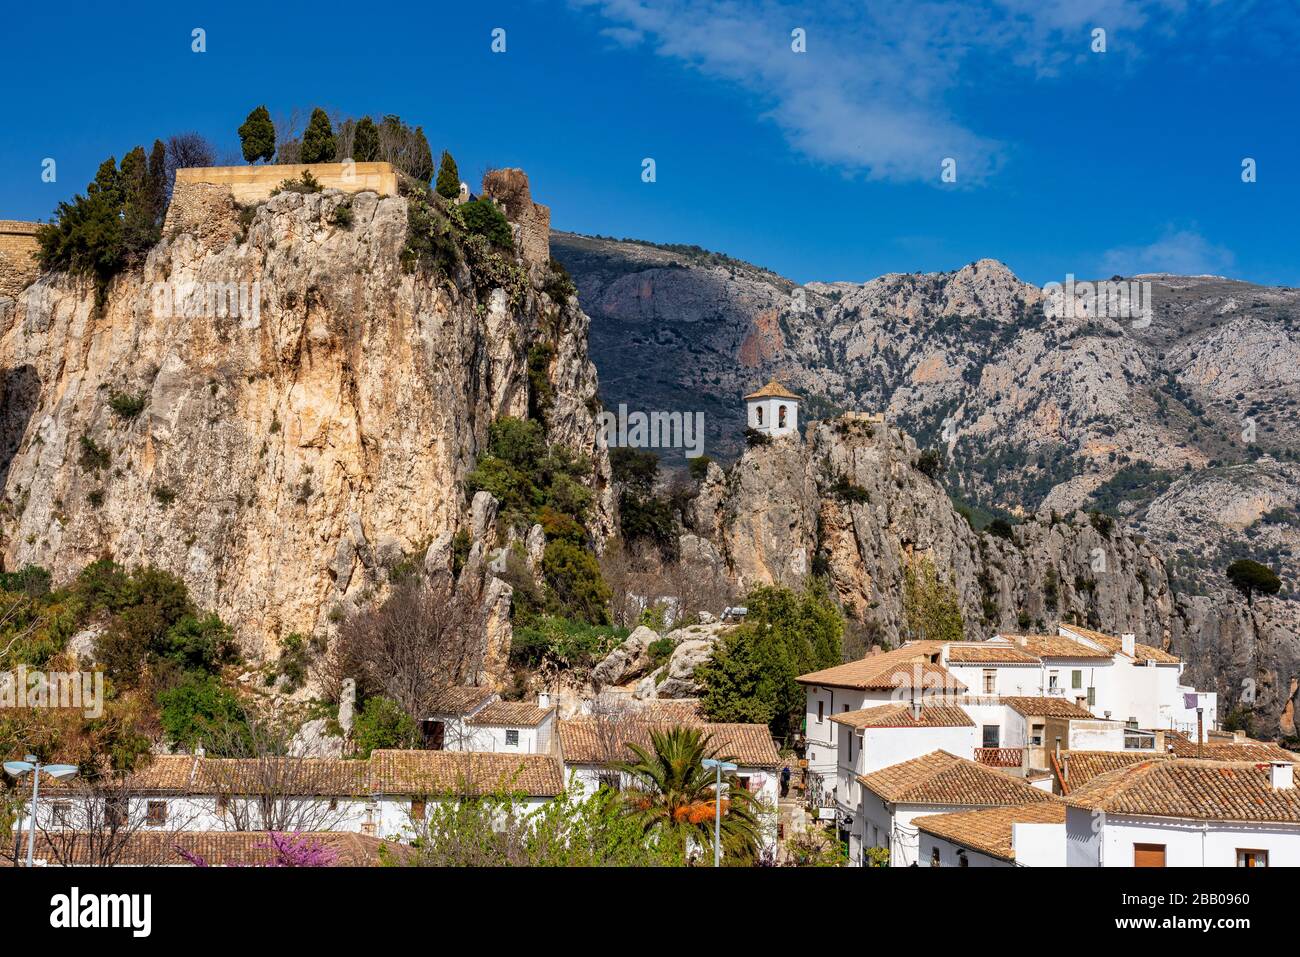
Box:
556 715 782 850
21 749 567 845
744 379 800 438
421 687 555 754
853 749 1058 867
798 641 965 798
916 801 1067 867
1065 758 1300 867
1058 624 1217 733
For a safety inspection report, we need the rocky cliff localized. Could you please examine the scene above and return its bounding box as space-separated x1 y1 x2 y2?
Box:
682 420 1300 736
554 231 1300 735
0 180 612 666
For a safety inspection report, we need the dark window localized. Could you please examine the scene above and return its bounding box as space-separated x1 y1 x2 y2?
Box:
982 725 1000 748
505 729 520 746
817 700 824 723
410 799 427 821
778 405 788 427
51 802 72 827
146 801 167 826
755 405 764 425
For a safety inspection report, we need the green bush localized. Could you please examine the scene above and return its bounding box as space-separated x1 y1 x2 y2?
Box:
158 672 249 753
543 258 577 302
509 615 626 670
272 170 323 195
688 455 714 482
352 696 418 757
78 434 111 472
459 199 513 249
330 200 355 229
915 448 944 479
109 391 146 419
541 541 611 625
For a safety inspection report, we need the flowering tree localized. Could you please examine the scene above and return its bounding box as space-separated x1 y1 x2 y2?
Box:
174 831 337 867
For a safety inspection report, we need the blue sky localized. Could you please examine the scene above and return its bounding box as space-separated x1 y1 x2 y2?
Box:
3 0 1298 286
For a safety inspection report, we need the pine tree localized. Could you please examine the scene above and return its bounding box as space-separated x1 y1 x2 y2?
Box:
352 116 379 162
237 105 276 164
300 108 337 164
435 149 460 199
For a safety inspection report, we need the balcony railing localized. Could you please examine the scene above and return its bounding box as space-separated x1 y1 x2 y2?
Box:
974 747 1024 768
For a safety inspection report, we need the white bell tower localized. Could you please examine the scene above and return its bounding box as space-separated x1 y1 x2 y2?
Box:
744 379 800 438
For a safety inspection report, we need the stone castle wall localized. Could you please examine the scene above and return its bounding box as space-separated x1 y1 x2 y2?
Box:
172 162 398 207
0 220 41 298
480 168 551 270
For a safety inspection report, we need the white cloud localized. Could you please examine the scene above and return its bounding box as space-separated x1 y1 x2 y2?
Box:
1099 227 1235 277
569 0 1189 184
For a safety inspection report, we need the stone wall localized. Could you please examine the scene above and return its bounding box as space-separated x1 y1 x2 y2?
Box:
0 220 41 298
481 169 551 270
172 162 398 206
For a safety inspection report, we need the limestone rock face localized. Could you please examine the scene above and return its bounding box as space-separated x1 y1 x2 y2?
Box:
590 624 660 689
0 185 611 671
684 418 1300 735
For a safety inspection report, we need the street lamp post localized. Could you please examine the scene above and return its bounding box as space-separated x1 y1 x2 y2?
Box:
701 758 737 868
4 755 78 867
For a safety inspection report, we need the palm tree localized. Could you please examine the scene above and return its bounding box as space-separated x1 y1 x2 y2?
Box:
617 726 763 863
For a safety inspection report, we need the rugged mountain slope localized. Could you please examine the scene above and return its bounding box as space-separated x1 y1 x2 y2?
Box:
554 231 1300 733
682 422 1300 736
0 185 612 662
554 232 1300 505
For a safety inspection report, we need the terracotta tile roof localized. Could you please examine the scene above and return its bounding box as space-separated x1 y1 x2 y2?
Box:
994 633 1112 660
945 644 1041 664
743 379 801 401
1164 731 1299 762
557 718 780 768
796 642 955 690
1059 625 1180 664
38 755 200 793
1065 759 1300 822
916 801 1067 862
1061 750 1166 790
426 685 495 715
1002 696 1096 719
628 699 705 723
831 702 974 730
368 750 564 797
858 750 1056 807
194 758 370 796
4 831 402 867
468 701 553 727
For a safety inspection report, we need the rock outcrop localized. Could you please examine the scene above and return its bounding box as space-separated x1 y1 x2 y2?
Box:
683 419 1300 735
0 180 611 673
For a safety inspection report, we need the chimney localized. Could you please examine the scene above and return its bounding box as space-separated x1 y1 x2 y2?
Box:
869 645 882 657
910 698 922 721
1269 762 1294 791
537 691 551 709
1121 633 1136 657
1233 730 1246 743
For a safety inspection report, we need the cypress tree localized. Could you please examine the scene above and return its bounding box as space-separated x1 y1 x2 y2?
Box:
353 117 379 162
237 105 276 164
300 108 337 164
409 127 433 182
435 149 460 199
